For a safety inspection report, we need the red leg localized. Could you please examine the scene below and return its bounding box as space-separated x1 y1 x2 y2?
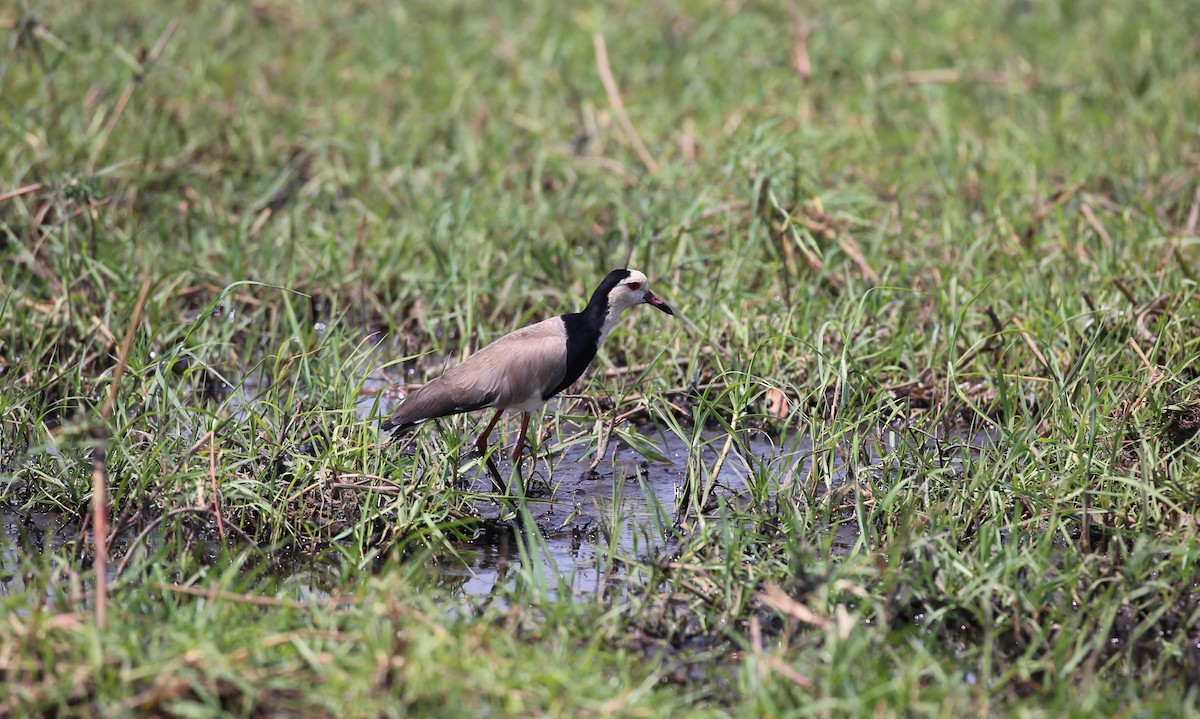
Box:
475 409 505 454
512 412 532 462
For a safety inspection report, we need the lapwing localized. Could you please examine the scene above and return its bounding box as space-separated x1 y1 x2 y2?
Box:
382 268 674 463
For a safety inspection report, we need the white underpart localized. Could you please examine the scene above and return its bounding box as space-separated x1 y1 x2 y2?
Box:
510 390 551 412
596 308 624 348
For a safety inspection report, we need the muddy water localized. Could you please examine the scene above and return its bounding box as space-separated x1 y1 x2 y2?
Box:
433 432 775 600
3 338 990 603
0 429 806 602
424 422 990 600
0 510 81 600
1 417 990 603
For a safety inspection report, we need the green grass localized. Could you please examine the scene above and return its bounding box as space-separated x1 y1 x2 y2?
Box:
4 0 1200 715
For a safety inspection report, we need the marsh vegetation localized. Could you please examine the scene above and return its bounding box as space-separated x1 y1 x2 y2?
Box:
3 1 1200 715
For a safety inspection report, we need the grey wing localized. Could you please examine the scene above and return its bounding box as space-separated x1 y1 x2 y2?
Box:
381 371 499 434
383 318 567 434
446 318 569 407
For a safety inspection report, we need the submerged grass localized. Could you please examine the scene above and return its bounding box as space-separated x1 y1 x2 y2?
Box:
4 0 1200 715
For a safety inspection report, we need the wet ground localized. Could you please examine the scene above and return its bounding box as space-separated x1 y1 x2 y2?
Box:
415 421 992 600
3 358 992 604
433 431 772 599
0 508 92 603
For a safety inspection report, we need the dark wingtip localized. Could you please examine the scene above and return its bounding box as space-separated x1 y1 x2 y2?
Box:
380 417 418 437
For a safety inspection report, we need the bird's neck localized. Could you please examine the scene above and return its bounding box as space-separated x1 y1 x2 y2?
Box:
551 307 603 399
580 292 623 349
546 294 624 400
558 295 617 374
597 304 627 348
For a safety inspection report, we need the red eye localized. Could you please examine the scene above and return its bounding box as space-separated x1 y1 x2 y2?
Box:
627 282 642 290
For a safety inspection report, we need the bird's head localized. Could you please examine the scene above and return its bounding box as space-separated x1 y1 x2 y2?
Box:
604 268 674 316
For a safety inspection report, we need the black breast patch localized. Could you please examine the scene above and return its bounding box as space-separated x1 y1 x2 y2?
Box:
545 312 601 399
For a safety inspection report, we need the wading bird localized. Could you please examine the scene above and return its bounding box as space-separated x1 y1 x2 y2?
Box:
382 268 674 466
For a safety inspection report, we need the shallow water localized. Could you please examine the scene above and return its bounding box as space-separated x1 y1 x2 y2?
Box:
1 419 991 604
417 421 991 600
1 509 81 600
432 432 766 600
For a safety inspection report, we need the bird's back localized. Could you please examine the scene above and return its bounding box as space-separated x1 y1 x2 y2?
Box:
383 317 571 433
